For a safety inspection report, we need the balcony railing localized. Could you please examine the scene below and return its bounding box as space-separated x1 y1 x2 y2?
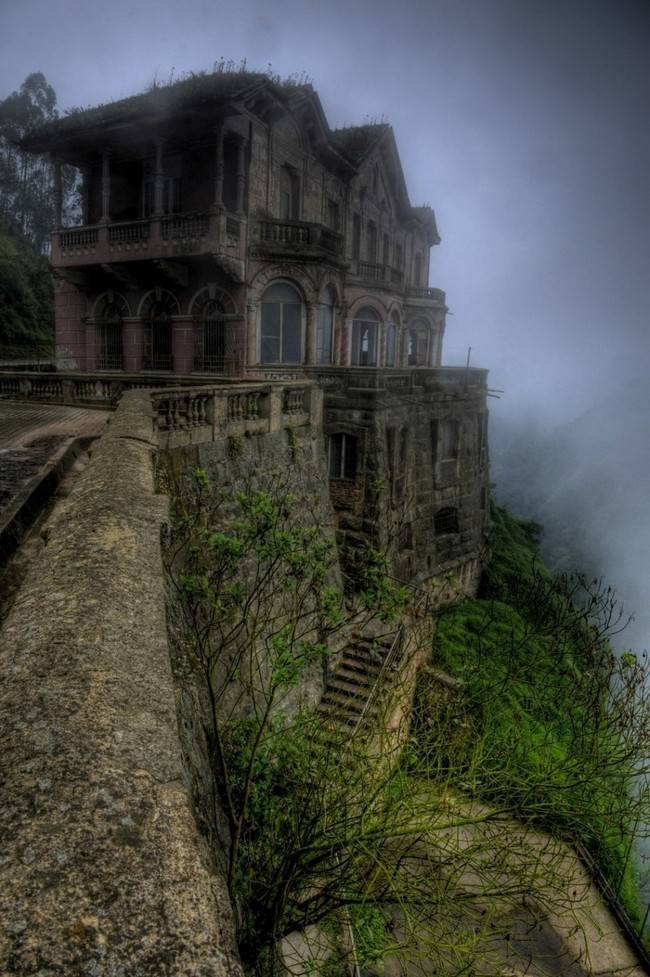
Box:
52 211 246 268
407 286 446 305
108 220 150 247
161 212 210 241
252 219 344 258
308 366 488 397
151 380 318 448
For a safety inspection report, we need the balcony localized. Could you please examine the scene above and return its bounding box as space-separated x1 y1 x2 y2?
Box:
308 366 488 397
406 286 446 308
249 219 344 263
52 211 246 270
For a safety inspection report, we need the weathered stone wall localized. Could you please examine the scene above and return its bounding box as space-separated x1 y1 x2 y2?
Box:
163 421 341 745
0 391 242 976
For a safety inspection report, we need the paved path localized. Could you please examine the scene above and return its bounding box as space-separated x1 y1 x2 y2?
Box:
0 401 109 514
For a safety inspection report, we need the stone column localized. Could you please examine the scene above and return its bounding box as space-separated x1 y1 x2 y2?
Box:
101 150 111 223
52 159 63 228
122 318 144 373
80 166 90 225
342 317 354 366
172 317 195 375
305 303 318 365
153 140 165 217
235 138 247 215
246 300 258 368
213 125 224 210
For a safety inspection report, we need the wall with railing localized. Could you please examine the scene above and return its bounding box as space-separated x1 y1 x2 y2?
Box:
52 210 246 267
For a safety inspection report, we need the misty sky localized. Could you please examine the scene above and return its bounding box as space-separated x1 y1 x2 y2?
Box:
1 0 649 639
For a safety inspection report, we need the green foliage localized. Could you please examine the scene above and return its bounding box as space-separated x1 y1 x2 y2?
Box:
0 72 79 252
350 903 390 966
0 221 53 354
414 504 648 928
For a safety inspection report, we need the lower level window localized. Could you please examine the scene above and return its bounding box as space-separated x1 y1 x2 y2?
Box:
329 433 358 480
434 507 459 535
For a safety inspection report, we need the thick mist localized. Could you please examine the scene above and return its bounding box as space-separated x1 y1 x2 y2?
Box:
2 0 648 648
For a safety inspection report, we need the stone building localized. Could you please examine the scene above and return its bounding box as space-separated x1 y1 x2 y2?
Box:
22 69 489 588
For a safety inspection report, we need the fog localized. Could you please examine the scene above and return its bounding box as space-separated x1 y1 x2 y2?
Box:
2 0 649 648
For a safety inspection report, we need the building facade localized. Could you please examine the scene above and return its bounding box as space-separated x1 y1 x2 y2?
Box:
23 70 489 589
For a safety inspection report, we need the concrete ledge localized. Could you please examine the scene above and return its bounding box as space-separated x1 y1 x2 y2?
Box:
0 436 93 567
0 391 241 976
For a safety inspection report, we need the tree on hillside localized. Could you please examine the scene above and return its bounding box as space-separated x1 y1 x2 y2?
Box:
0 221 53 355
0 72 78 253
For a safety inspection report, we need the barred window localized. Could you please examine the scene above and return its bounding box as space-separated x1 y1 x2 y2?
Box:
434 507 459 536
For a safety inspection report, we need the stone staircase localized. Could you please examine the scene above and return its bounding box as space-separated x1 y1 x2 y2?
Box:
318 631 400 733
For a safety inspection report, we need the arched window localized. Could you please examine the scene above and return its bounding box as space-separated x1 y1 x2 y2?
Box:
97 301 124 370
261 282 303 364
317 286 336 365
144 301 173 371
280 166 299 221
195 297 228 373
434 507 459 536
351 306 380 366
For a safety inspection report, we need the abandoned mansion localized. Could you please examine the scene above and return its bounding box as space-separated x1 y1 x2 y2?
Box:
21 69 490 588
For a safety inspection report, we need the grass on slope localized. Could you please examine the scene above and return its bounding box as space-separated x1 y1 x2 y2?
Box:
413 505 645 927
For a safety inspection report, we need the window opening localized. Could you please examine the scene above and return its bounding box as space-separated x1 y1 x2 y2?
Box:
351 306 379 366
434 507 459 535
97 303 123 370
145 302 173 371
317 286 335 365
280 166 299 220
261 282 303 364
329 433 358 480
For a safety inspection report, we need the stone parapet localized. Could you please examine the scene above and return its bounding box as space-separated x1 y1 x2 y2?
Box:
0 390 242 976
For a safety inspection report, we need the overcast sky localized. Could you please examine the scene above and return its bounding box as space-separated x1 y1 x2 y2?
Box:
2 0 649 638
2 0 648 416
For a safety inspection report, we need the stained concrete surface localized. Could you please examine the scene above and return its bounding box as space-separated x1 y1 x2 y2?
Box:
0 401 109 515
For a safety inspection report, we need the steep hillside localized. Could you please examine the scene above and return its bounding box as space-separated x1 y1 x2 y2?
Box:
413 505 648 931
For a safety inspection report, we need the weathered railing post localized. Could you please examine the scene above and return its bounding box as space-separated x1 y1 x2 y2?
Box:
211 389 227 440
268 385 283 432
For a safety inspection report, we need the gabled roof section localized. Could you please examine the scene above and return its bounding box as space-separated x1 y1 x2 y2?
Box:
334 123 440 243
330 123 390 164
